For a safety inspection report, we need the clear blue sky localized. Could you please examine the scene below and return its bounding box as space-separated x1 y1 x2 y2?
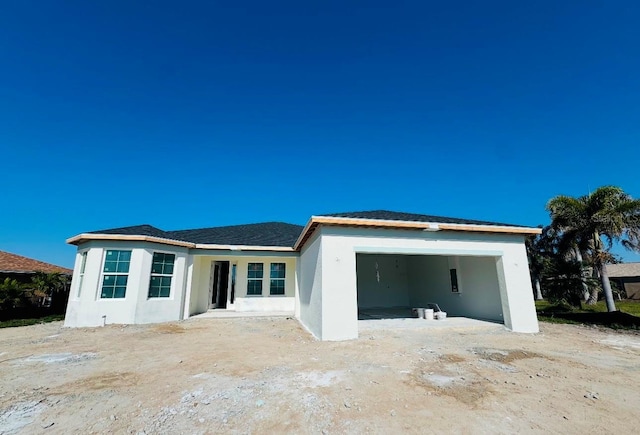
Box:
1 1 639 268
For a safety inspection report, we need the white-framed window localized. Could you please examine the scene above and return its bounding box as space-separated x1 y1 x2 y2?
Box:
148 252 175 298
269 263 286 295
100 250 131 299
247 263 263 295
76 251 88 298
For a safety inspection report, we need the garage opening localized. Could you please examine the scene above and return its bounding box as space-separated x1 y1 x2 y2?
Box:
356 253 504 324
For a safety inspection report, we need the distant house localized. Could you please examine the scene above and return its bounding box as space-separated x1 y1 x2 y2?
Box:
0 250 73 310
606 263 640 300
63 210 541 340
0 250 72 283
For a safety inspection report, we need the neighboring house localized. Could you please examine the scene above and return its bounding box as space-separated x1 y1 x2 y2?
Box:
0 250 73 310
606 263 640 300
0 250 72 283
64 210 541 341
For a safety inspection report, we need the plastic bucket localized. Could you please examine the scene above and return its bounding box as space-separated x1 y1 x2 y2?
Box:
424 309 434 320
416 308 425 318
435 311 447 320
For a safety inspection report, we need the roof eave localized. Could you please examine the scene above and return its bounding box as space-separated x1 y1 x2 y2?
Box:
66 234 195 248
193 244 295 252
293 216 542 250
0 269 72 275
67 234 297 252
293 216 320 251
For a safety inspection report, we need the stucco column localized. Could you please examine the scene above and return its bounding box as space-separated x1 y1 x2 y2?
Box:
320 238 359 340
182 255 195 320
496 247 539 333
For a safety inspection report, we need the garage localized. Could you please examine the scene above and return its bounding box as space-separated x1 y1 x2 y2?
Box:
296 211 540 341
356 253 504 323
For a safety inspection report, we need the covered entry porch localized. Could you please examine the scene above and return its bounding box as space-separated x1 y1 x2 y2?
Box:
185 253 297 318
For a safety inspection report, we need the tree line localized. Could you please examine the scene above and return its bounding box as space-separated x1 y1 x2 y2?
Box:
0 272 69 319
527 186 640 311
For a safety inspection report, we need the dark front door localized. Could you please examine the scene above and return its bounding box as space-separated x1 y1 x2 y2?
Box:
215 261 230 309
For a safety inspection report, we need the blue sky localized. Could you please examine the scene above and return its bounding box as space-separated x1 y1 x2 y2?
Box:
1 1 639 268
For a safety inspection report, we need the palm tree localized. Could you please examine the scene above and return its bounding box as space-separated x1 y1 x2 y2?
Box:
546 186 640 312
30 272 69 307
0 278 29 310
526 227 550 300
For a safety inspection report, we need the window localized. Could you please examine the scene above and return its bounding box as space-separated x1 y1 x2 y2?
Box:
101 250 131 298
270 263 286 295
77 251 87 298
148 252 175 298
247 263 263 295
450 269 459 293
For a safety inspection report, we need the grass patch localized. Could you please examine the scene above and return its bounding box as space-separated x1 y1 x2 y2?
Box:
583 300 640 316
535 300 640 316
0 314 64 329
536 300 640 330
535 315 584 326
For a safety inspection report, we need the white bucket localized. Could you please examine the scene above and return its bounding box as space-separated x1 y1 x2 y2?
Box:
416 308 425 318
435 311 447 320
424 309 434 320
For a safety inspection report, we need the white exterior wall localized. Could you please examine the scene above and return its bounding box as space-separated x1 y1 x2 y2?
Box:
64 241 189 327
495 244 540 332
297 230 323 339
188 256 210 316
301 226 539 341
187 253 297 316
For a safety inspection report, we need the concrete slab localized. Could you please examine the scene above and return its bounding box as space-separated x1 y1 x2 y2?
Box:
358 316 504 332
190 310 294 319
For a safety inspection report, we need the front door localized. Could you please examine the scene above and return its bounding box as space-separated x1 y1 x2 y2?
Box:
210 261 230 309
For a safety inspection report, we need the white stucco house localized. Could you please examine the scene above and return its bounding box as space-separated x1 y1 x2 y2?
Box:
64 210 541 340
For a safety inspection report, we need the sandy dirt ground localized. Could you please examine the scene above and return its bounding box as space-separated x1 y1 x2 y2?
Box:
1 317 640 434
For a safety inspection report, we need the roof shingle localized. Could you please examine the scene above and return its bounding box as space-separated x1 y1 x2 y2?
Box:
167 222 304 247
0 250 73 274
320 210 527 228
606 263 640 278
89 224 170 239
84 222 305 247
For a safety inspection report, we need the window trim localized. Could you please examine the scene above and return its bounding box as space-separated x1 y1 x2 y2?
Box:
99 249 132 299
269 262 286 296
76 250 88 299
246 262 264 296
148 251 176 299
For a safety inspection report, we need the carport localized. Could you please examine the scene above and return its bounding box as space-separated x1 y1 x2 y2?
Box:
356 253 505 325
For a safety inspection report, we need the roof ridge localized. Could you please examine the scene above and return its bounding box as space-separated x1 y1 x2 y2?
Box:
88 223 166 231
168 221 303 233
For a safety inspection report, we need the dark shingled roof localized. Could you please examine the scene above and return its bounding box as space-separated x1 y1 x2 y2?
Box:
87 222 304 247
89 224 169 238
167 222 304 247
81 210 530 248
320 210 527 228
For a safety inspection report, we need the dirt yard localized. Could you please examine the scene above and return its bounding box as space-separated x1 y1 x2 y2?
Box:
1 317 640 434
